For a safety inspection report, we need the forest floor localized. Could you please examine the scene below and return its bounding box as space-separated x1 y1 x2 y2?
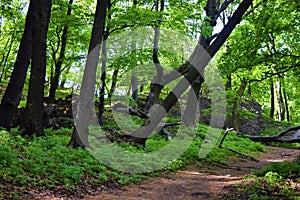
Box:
79 146 300 200
25 145 300 200
31 146 300 200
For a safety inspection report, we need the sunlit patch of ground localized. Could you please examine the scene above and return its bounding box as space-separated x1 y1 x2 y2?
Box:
34 146 300 200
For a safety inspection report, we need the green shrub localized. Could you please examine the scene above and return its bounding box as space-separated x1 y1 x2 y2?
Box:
0 124 267 198
225 158 300 199
255 159 300 179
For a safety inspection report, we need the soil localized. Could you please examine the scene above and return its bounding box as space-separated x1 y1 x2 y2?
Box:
83 146 300 200
30 146 300 200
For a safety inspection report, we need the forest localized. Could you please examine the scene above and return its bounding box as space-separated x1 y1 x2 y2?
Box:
0 0 300 199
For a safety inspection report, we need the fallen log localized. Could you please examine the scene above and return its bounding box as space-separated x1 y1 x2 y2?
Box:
114 106 150 119
113 103 181 140
247 126 300 143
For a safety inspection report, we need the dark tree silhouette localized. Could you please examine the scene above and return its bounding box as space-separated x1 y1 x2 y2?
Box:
68 0 108 148
0 0 35 130
21 0 52 136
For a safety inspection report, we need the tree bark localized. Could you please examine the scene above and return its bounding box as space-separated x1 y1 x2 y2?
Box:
98 38 107 125
69 0 107 148
129 0 139 105
131 75 139 105
48 0 73 102
60 64 72 88
22 0 52 136
181 0 219 127
232 80 247 132
0 1 35 130
98 0 111 125
108 68 119 98
269 80 275 119
276 78 285 121
282 80 290 121
144 0 164 111
182 72 204 126
157 0 229 87
247 83 252 96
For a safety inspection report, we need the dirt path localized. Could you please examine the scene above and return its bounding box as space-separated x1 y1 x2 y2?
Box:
85 146 300 200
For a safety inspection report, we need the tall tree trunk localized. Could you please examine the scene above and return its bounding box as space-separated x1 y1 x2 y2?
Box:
182 76 204 126
68 0 107 148
144 0 164 111
247 83 252 96
0 1 35 130
98 39 107 125
132 0 253 146
283 89 290 121
108 68 119 98
276 78 285 121
131 75 139 105
98 0 111 125
269 80 275 119
282 80 290 121
232 80 247 132
181 0 220 127
48 0 73 102
140 84 144 93
60 63 72 88
130 0 139 105
22 0 52 136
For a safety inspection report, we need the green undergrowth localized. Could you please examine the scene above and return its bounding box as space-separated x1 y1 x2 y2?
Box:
224 159 300 199
0 124 266 199
266 142 300 149
203 129 266 165
0 128 144 199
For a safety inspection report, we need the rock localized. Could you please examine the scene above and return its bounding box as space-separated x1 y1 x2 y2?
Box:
12 97 74 129
198 95 264 135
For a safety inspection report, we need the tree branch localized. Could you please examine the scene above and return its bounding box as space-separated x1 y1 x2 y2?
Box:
247 61 300 83
130 0 254 145
215 0 234 20
244 0 267 17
